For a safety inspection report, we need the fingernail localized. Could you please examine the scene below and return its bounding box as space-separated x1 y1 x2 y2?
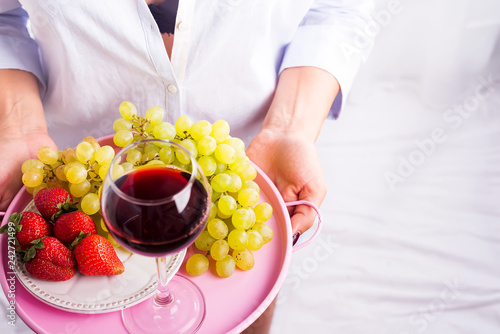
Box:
292 232 301 246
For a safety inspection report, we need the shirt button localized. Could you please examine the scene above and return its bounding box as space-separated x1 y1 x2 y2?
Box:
167 84 178 94
177 22 189 31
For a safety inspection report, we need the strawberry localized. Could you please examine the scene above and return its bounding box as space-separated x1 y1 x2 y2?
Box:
34 187 75 221
54 211 97 245
0 212 52 250
74 235 125 276
23 237 76 281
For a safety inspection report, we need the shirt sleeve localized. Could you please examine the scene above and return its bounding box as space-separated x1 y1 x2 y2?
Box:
279 0 375 118
0 2 46 96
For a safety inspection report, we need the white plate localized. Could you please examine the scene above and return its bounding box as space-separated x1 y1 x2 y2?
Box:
13 201 185 314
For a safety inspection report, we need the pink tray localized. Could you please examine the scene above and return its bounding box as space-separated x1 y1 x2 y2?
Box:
0 137 322 333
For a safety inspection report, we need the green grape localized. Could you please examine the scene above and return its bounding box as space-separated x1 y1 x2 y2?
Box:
113 118 133 132
21 159 44 173
111 164 125 180
223 137 245 154
145 106 165 125
66 164 88 184
207 218 228 240
22 169 44 188
54 165 67 181
142 143 160 162
231 208 253 230
217 195 237 216
153 122 176 140
217 207 232 220
242 180 260 193
211 120 230 143
175 115 192 138
238 188 260 208
76 142 95 164
208 202 218 220
119 101 137 120
252 223 273 243
126 148 142 164
63 162 79 176
113 130 134 147
227 229 248 250
211 189 221 203
98 162 110 180
81 193 100 215
229 154 250 174
159 146 175 164
145 160 165 166
190 120 212 141
180 139 198 158
186 254 209 276
211 173 231 193
197 136 217 156
240 164 257 181
175 147 191 165
194 230 216 252
94 145 115 164
226 171 242 193
38 146 59 165
247 230 264 251
233 248 254 271
120 162 134 172
214 143 236 164
254 202 273 223
198 155 216 176
210 240 229 261
216 255 235 278
81 136 101 151
61 148 77 164
214 159 227 174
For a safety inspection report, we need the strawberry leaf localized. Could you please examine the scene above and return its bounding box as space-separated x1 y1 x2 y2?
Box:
23 246 37 262
69 231 89 251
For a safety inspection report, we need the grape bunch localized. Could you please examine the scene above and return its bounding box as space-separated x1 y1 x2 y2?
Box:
112 101 275 278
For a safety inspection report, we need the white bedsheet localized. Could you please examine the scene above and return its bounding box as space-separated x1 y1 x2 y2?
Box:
271 0 500 333
2 1 499 333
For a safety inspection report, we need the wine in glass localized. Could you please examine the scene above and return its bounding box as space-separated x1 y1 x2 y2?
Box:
101 139 210 333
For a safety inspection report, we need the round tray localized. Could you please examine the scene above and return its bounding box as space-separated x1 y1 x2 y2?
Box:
0 135 322 333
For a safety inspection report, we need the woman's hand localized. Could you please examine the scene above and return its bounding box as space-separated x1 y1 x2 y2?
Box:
0 130 56 211
246 129 326 236
0 69 55 211
246 66 338 237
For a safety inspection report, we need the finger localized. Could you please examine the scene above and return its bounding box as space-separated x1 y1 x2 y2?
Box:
290 204 317 235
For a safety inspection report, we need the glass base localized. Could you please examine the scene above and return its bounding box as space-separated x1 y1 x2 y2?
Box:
122 275 206 334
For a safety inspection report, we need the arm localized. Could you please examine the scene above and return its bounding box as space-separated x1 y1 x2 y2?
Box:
0 69 56 211
246 67 338 235
0 5 54 210
246 0 374 236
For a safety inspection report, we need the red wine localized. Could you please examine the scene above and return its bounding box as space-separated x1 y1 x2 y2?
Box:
102 166 209 256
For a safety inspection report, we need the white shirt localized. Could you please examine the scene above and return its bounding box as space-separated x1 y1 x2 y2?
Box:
0 0 374 148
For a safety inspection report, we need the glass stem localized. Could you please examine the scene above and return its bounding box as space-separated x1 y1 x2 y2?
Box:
154 256 174 306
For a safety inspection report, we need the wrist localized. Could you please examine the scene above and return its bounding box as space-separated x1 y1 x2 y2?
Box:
261 66 339 142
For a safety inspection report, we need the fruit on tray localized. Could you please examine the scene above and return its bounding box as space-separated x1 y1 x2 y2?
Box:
17 100 275 279
0 212 52 250
34 187 74 221
23 237 76 282
74 235 125 276
54 211 97 245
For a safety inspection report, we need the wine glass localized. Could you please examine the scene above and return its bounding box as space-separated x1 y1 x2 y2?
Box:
101 138 211 333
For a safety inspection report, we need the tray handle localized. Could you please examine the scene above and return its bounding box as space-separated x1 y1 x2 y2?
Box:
285 200 323 252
